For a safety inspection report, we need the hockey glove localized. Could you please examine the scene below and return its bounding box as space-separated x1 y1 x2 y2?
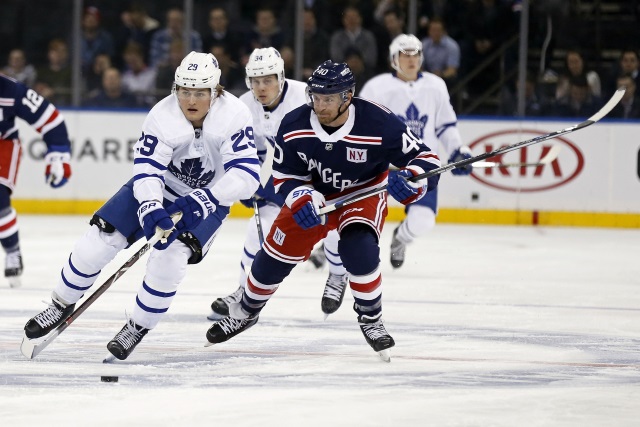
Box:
137 200 178 250
44 147 72 188
166 187 220 231
388 169 427 205
448 146 473 176
286 186 326 230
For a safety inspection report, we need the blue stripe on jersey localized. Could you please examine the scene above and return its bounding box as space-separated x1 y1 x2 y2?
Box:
436 122 456 138
133 173 165 182
165 184 181 198
134 157 168 170
60 270 93 291
142 281 176 298
243 247 256 259
136 296 169 313
68 255 100 278
231 165 260 182
223 157 260 170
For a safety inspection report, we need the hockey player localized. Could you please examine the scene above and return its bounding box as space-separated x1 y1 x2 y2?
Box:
23 52 259 361
360 34 473 268
205 60 441 361
0 74 72 288
207 47 348 321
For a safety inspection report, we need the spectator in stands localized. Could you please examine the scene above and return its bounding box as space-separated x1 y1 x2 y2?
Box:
35 39 72 106
422 17 460 87
301 8 330 80
154 40 184 97
2 48 37 87
330 6 378 69
202 7 244 63
552 74 601 118
244 7 286 66
619 49 640 89
374 8 406 73
345 48 374 93
555 49 601 100
209 43 245 95
149 8 202 68
85 53 112 95
80 6 115 75
114 2 159 68
609 75 640 119
499 72 546 117
84 67 139 108
121 42 156 108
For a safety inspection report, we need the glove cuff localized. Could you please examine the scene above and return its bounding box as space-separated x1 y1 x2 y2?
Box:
44 151 71 163
137 200 163 226
189 188 218 219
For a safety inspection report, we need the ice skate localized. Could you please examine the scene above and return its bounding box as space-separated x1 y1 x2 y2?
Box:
308 243 326 269
205 303 258 345
5 250 23 288
389 226 406 269
358 312 395 362
321 273 348 319
24 293 75 339
207 285 244 320
106 318 149 361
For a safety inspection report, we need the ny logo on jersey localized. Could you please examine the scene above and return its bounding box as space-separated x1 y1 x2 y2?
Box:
168 157 215 188
398 104 428 139
346 147 367 163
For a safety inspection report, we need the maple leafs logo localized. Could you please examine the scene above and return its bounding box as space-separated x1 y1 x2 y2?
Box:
397 103 428 139
168 157 215 188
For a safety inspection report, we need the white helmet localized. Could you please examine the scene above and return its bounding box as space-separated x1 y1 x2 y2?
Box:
174 51 221 90
389 34 423 74
245 47 285 94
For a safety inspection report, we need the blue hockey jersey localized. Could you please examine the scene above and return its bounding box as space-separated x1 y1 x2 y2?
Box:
272 97 441 203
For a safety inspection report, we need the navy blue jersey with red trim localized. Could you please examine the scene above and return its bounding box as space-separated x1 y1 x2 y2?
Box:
272 97 441 202
0 74 70 151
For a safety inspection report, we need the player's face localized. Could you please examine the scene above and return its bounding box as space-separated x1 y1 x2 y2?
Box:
176 87 212 126
250 75 281 106
311 92 349 126
397 51 421 80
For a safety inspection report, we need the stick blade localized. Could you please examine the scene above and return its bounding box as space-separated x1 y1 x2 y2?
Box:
587 86 625 123
540 145 562 164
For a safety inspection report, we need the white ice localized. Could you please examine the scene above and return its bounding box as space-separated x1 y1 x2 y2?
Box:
1 215 639 426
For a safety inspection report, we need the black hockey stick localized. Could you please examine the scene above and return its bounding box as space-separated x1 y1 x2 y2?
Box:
252 197 265 245
20 214 182 359
318 87 625 215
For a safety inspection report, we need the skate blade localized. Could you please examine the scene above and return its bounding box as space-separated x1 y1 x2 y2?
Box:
377 349 391 363
20 335 37 359
323 313 330 321
8 277 22 288
103 354 117 363
204 340 215 347
206 311 227 321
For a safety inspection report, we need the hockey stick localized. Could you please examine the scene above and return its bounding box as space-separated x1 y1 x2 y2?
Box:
252 197 265 245
318 87 624 215
20 214 182 359
472 144 561 169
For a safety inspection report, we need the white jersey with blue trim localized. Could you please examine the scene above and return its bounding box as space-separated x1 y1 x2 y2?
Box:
132 92 260 206
239 79 307 163
359 72 462 158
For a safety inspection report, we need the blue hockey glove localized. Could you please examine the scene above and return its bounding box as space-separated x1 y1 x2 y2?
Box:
448 146 473 176
166 187 220 231
388 169 427 205
44 147 72 188
137 200 178 250
285 186 326 230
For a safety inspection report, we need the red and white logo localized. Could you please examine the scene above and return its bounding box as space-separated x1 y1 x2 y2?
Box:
346 147 367 163
469 129 584 192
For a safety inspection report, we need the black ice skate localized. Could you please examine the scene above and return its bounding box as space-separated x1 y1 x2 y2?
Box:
5 250 23 288
207 285 244 320
321 273 348 318
24 293 75 339
106 318 149 360
358 312 395 362
389 226 406 269
206 303 258 345
308 243 326 269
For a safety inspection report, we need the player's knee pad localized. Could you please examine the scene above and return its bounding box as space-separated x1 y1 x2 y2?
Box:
406 204 436 236
251 249 295 285
338 224 380 276
72 224 128 271
144 241 191 289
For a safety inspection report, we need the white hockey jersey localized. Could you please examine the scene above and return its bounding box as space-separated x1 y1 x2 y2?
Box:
239 79 308 163
132 92 260 206
359 72 462 158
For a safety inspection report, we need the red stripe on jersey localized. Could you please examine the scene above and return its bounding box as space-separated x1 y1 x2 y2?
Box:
415 152 440 161
247 277 276 296
350 274 382 293
283 130 315 141
0 217 17 232
36 109 59 134
343 135 382 144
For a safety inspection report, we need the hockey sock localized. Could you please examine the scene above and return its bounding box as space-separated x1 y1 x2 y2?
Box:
0 187 19 252
397 204 436 244
323 229 346 275
241 250 295 315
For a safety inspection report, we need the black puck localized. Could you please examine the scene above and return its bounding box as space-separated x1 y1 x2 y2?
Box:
100 376 118 383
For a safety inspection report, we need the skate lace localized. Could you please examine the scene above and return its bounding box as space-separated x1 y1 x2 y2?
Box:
5 251 22 269
222 287 244 305
219 317 248 335
323 274 347 300
34 301 65 328
114 321 144 350
361 320 388 340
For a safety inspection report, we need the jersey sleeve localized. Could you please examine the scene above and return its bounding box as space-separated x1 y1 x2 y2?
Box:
13 80 71 152
132 114 174 203
432 81 463 158
209 113 261 206
271 125 314 198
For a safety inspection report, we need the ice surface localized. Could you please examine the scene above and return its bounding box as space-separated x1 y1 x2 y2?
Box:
1 216 639 426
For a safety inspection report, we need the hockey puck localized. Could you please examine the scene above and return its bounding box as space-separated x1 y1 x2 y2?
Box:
100 376 118 383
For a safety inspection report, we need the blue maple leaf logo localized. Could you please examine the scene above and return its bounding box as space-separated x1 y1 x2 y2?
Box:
168 158 215 188
398 104 428 139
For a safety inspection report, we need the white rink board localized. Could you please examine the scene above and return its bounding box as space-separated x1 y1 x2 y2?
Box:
14 110 640 213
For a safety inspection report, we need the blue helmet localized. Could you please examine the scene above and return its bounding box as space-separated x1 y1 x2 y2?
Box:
307 60 356 98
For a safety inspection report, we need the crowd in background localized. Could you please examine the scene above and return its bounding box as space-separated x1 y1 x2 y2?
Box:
1 0 639 118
